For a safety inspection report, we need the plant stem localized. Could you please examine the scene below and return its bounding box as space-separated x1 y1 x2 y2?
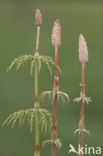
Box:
35 109 40 156
51 46 59 156
34 25 40 156
36 26 40 54
78 63 85 156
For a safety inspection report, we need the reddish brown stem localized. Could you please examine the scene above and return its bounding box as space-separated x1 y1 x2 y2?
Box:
78 63 85 156
34 144 40 156
52 143 56 156
51 46 59 156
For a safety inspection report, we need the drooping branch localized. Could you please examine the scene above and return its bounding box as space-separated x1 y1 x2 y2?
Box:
2 108 52 133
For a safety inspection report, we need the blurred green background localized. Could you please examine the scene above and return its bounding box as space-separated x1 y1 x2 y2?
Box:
0 0 103 156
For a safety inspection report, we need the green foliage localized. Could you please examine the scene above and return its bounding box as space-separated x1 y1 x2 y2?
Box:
43 138 62 149
7 53 62 75
74 96 91 104
7 55 33 71
2 108 52 133
40 90 69 105
39 109 52 133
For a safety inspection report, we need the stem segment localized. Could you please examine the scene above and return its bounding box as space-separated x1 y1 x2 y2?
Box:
36 26 40 54
78 63 85 156
51 46 59 156
34 25 40 156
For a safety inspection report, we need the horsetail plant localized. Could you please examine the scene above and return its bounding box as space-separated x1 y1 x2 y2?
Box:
74 34 91 156
40 19 69 156
2 9 59 156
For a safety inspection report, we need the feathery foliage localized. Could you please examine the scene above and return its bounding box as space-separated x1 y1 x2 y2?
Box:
7 53 62 75
2 108 52 133
40 90 69 105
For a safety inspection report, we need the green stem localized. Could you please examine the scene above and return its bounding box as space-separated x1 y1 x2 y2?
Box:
34 61 40 156
35 61 39 99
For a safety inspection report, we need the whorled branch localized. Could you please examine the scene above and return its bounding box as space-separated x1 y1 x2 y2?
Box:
43 138 62 149
74 128 90 135
74 96 91 104
7 55 33 71
40 90 69 105
74 94 91 138
7 53 62 76
2 108 52 133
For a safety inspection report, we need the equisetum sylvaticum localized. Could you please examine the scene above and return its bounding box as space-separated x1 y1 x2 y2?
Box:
2 9 60 156
74 34 91 156
40 19 69 156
